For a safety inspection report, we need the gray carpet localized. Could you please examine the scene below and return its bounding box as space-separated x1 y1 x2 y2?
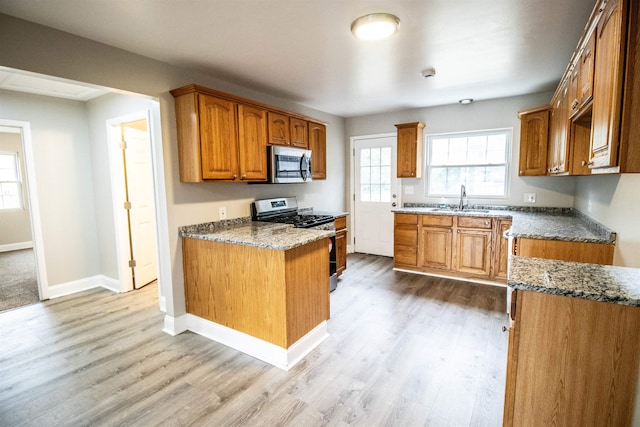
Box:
0 249 39 312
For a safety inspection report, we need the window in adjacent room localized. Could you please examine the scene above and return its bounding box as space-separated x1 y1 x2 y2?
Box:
426 129 511 198
0 152 23 210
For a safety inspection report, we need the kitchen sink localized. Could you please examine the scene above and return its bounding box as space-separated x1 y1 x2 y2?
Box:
427 207 490 213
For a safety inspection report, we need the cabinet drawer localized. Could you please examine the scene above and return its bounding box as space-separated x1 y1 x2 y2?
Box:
457 216 492 229
394 245 417 266
395 225 417 246
335 216 347 230
421 214 453 227
395 214 418 225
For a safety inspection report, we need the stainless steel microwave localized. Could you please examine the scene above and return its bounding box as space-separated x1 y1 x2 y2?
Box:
268 146 312 183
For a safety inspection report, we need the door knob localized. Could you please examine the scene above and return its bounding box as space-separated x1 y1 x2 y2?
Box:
392 194 397 198
392 202 397 207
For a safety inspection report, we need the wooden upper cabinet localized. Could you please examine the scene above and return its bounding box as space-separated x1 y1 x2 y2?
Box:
589 0 625 169
308 122 326 179
290 118 308 148
548 82 570 175
171 84 327 182
198 94 239 181
268 112 290 146
518 106 549 176
578 29 596 108
395 122 425 178
237 104 268 181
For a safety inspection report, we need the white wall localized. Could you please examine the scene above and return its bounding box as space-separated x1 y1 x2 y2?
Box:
0 130 32 248
345 92 577 208
86 92 162 279
574 174 640 268
0 89 101 285
0 13 347 317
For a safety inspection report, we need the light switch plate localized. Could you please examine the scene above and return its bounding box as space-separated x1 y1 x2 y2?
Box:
404 186 414 195
219 206 227 220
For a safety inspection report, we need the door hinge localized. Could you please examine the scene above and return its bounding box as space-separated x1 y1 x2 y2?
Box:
353 193 355 201
128 259 137 268
120 140 127 150
124 201 132 210
353 148 355 156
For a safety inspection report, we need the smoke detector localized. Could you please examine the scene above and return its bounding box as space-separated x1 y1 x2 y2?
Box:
421 68 436 78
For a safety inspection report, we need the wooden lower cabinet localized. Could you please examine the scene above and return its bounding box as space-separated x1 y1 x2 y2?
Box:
513 237 614 265
335 216 348 276
504 289 640 426
418 226 453 270
394 213 507 282
455 228 491 276
394 214 419 267
182 237 329 348
492 219 512 280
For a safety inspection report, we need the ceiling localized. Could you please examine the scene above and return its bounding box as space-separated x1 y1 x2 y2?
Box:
0 0 596 117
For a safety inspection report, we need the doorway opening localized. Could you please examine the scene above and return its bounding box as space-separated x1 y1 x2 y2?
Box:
107 112 158 291
0 120 48 310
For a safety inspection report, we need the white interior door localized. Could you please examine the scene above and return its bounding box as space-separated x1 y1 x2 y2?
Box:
122 121 157 289
353 135 400 257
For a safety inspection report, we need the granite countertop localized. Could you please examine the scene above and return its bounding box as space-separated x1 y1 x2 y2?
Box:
393 205 615 244
179 217 334 250
508 255 640 307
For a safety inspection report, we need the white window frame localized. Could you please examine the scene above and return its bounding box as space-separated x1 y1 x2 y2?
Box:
425 128 512 199
0 151 24 210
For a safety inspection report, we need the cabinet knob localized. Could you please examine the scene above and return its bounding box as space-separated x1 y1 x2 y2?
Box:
232 174 238 179
485 221 490 226
241 175 247 180
519 170 524 175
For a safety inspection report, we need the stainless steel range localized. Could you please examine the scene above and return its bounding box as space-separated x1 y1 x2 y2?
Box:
251 196 338 291
251 197 334 228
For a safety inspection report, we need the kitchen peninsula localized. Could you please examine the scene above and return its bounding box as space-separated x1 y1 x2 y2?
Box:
504 256 640 425
179 218 333 370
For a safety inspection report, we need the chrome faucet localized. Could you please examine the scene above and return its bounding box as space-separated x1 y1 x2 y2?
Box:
459 184 467 210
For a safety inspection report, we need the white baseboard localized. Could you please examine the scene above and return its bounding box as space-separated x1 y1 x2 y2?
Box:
163 314 188 336
0 241 33 252
47 275 121 299
182 314 328 370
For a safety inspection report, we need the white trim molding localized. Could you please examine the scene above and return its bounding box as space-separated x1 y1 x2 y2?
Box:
165 314 329 370
0 241 33 252
46 275 121 299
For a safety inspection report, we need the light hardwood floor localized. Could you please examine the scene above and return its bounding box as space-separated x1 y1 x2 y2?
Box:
0 253 508 426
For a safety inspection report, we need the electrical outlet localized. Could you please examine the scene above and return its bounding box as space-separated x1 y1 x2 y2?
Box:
587 199 592 213
524 193 536 203
404 186 414 195
219 206 227 220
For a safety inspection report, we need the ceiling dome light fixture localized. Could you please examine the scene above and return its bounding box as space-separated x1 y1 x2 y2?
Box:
351 13 400 40
459 98 474 105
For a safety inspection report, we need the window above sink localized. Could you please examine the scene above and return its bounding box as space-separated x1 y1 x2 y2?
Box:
426 128 512 198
